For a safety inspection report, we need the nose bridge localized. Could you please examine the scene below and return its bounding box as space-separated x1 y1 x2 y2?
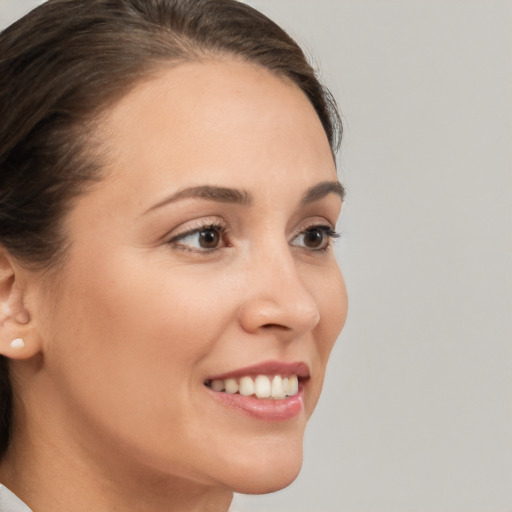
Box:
239 237 320 335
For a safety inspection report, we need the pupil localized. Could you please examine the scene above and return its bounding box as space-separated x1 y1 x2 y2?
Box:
306 229 323 248
199 229 220 248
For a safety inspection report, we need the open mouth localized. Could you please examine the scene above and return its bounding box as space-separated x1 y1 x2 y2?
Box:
204 374 307 400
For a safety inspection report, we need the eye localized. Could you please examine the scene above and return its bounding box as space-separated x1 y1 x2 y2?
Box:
169 224 226 252
195 227 221 249
291 225 339 251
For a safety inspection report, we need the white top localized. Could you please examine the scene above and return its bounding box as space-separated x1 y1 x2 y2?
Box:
0 484 240 511
0 485 32 512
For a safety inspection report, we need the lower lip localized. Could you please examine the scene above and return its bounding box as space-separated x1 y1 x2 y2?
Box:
206 385 305 422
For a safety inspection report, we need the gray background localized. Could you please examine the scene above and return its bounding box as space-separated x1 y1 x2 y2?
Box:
1 1 511 511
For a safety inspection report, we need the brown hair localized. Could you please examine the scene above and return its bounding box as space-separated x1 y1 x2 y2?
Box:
0 0 342 454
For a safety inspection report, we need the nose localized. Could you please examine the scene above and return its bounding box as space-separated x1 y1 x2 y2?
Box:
238 247 321 337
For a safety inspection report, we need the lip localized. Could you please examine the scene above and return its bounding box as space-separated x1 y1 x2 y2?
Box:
204 360 310 422
205 360 310 381
205 383 306 422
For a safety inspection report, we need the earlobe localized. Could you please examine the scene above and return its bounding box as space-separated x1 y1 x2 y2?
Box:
0 248 40 360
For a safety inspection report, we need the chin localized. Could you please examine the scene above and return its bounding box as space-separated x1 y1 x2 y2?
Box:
230 462 303 495
234 466 302 495
220 436 304 495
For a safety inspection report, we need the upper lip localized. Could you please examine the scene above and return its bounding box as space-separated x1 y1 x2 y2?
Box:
206 360 310 382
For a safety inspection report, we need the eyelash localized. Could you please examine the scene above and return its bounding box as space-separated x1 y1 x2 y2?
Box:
292 225 340 252
168 222 230 254
167 222 340 255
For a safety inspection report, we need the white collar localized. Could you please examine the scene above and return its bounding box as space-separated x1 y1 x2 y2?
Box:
0 484 32 512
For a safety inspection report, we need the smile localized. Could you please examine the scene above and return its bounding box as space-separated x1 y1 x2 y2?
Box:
203 361 309 421
205 374 300 400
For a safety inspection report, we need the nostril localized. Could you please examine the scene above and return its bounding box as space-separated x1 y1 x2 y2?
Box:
262 323 291 330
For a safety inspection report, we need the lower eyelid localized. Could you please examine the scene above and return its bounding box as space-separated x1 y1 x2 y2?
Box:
289 227 338 250
166 224 231 254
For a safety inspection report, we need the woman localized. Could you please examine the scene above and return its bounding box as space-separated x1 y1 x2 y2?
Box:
0 0 347 510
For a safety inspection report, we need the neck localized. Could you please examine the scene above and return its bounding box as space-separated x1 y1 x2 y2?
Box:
0 420 233 512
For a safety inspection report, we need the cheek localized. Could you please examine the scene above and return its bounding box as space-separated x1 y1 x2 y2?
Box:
45 251 244 410
38 257 241 474
316 265 348 357
302 264 347 416
43 257 221 410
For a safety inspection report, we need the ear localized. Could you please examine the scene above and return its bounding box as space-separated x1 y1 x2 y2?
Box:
0 248 41 360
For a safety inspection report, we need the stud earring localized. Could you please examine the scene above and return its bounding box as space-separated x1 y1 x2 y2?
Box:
10 338 25 349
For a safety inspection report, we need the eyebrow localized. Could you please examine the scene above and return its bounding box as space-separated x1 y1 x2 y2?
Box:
146 185 253 212
145 180 344 213
300 180 345 206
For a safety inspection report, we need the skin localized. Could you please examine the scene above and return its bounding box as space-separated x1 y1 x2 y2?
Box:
0 59 347 512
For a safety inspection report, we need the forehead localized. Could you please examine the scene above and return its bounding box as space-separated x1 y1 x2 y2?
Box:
96 59 336 198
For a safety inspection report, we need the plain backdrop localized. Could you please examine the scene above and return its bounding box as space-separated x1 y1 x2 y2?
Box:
1 1 511 511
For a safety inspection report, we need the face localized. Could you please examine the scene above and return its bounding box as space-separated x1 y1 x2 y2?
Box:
32 60 347 493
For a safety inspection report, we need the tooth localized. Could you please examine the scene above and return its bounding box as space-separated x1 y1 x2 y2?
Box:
286 376 299 396
239 376 255 396
224 378 239 394
271 375 286 399
211 380 225 392
254 375 271 398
